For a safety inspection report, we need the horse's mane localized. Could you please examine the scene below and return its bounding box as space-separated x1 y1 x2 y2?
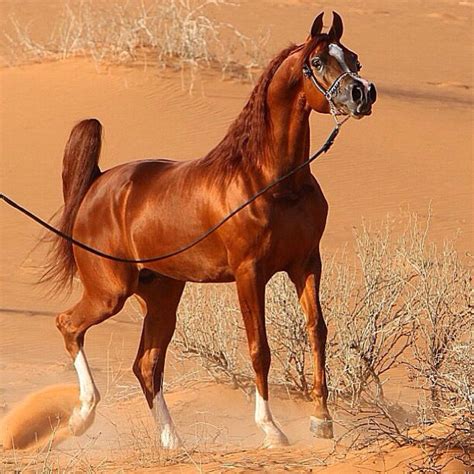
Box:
201 37 323 175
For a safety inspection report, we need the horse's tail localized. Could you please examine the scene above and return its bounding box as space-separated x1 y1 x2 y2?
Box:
41 119 102 293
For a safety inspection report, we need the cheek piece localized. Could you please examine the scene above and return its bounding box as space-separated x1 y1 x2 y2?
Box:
302 60 359 123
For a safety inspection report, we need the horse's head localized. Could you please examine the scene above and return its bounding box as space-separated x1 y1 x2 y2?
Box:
302 12 377 119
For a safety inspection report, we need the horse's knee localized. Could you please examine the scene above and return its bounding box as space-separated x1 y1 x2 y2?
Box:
56 311 74 335
56 293 127 350
249 341 271 376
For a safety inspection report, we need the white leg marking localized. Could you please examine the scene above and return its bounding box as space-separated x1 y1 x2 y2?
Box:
152 390 181 449
255 388 289 447
70 349 99 434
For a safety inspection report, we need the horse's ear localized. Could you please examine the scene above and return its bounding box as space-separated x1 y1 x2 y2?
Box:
310 12 324 38
328 11 344 41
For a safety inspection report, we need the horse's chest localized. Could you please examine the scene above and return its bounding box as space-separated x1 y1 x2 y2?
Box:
256 187 327 259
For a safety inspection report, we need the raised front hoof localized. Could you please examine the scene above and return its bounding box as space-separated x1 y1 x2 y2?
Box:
309 416 334 439
263 431 290 449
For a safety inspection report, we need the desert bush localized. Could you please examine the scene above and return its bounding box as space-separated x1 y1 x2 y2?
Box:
2 0 268 80
164 212 472 469
399 215 473 420
330 215 473 471
321 220 418 407
174 283 251 390
266 272 312 398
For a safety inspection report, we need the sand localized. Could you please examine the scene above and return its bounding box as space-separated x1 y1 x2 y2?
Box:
0 0 472 471
0 384 79 450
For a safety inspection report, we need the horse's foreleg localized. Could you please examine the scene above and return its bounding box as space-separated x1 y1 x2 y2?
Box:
56 291 128 435
290 255 333 439
133 277 185 449
235 265 289 448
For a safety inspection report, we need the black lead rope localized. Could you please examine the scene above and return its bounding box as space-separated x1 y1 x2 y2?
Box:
0 67 347 264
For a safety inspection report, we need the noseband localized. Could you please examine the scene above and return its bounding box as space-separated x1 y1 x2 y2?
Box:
303 61 359 123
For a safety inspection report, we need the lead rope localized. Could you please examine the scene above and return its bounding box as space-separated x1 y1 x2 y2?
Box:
0 69 349 264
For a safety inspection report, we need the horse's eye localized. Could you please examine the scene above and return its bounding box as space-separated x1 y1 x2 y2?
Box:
311 57 323 71
356 60 362 71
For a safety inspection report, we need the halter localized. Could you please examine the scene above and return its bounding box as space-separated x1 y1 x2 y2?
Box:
303 61 358 126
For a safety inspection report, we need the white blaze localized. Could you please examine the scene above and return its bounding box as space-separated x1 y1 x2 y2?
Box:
328 43 350 72
328 43 369 91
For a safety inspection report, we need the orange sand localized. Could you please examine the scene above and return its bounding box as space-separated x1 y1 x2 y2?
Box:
0 384 79 450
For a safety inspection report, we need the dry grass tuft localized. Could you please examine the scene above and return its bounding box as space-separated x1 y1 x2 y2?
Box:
2 0 269 81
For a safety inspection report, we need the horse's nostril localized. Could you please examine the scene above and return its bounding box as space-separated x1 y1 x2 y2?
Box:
351 84 363 102
368 83 377 104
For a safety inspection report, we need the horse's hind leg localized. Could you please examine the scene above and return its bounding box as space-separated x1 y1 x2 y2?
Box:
56 264 136 435
133 274 185 449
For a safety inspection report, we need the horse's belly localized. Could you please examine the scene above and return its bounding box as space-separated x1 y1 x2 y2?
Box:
146 253 235 283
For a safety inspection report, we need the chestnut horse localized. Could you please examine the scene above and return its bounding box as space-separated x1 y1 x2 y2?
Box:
45 12 375 448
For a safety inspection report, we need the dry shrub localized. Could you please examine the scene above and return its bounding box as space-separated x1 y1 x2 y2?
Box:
331 214 473 470
322 220 418 407
174 283 251 390
266 273 312 398
2 0 268 80
399 215 473 420
172 212 472 468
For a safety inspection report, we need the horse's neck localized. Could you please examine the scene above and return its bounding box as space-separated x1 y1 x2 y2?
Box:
262 69 311 182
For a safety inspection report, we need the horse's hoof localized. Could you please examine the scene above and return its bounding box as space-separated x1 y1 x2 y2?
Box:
68 407 90 437
160 424 182 450
263 431 290 448
309 416 334 439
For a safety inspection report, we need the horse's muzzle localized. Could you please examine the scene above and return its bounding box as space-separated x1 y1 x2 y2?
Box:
350 80 376 117
368 83 377 104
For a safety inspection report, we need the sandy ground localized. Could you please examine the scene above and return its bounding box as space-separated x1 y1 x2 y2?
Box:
0 0 472 471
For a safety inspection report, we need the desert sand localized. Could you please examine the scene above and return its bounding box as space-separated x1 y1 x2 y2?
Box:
0 0 472 471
